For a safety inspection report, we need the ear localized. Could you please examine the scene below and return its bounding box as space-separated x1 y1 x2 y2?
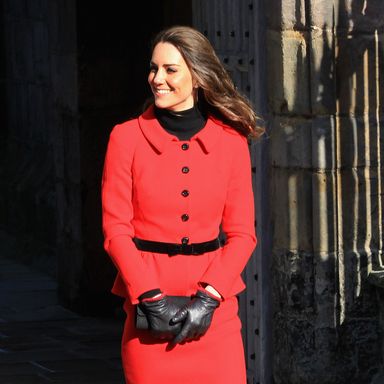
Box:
192 76 199 89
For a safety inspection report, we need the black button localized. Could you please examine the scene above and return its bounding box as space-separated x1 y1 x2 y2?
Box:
181 189 189 197
182 166 189 174
181 214 189 222
181 237 189 244
181 143 189 150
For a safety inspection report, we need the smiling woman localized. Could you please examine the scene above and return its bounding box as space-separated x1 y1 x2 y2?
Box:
101 25 264 384
148 42 197 111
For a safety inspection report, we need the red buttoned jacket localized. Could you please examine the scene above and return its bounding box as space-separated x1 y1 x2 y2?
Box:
102 106 256 304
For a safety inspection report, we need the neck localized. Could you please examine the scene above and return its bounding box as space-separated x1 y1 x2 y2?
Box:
155 103 207 141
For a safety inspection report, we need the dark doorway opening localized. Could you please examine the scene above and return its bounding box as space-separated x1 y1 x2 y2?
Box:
75 1 192 316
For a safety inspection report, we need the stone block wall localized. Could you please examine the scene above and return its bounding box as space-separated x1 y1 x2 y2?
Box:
267 1 384 383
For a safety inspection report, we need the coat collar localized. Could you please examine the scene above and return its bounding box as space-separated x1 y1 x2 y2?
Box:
138 105 224 154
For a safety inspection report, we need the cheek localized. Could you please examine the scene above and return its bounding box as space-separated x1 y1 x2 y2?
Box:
184 83 195 97
177 78 194 94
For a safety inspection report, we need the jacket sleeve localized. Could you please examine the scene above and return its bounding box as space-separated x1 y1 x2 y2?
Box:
102 124 160 304
199 135 257 299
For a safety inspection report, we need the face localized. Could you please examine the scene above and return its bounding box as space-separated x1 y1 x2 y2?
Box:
148 42 197 112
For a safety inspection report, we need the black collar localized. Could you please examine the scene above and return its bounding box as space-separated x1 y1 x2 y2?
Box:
138 105 225 154
154 104 207 141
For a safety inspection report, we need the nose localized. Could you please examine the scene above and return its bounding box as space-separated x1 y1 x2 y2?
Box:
152 68 165 85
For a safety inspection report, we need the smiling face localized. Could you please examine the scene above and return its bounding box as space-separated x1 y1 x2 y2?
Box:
148 42 197 112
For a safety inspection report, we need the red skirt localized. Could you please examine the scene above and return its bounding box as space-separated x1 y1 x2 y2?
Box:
119 250 247 383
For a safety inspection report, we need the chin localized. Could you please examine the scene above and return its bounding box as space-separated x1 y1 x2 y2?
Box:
154 99 171 109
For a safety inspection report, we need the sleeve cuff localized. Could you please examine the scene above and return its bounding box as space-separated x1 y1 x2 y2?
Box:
138 288 162 301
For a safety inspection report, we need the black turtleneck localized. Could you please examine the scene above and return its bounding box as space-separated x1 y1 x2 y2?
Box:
154 104 207 141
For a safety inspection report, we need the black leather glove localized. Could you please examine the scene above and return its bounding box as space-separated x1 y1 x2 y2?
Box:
139 295 183 340
171 290 220 344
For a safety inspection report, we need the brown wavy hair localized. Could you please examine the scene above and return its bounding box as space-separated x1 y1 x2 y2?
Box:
149 25 264 139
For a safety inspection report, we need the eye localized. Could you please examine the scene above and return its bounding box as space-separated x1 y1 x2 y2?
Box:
149 64 158 73
166 67 177 74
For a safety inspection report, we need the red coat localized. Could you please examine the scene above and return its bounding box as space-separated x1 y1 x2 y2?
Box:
101 105 256 383
102 105 256 302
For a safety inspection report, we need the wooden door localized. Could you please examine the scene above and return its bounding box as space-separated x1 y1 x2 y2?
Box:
192 1 271 383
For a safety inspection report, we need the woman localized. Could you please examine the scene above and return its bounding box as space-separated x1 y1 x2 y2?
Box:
102 25 264 384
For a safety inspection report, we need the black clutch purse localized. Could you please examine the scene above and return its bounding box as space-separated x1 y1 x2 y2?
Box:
135 295 190 330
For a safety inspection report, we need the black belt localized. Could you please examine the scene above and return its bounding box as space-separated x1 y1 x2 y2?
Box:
133 238 221 256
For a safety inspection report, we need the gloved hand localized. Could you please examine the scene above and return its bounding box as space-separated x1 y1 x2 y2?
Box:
171 290 220 344
139 295 183 340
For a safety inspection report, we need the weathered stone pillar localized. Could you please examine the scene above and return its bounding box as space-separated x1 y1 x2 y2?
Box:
266 1 383 383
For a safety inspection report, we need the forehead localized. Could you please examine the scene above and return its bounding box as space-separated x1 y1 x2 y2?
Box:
151 42 187 65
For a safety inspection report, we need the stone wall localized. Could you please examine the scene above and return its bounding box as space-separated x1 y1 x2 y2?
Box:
267 1 384 383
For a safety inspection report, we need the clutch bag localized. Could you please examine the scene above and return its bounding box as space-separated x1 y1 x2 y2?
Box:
135 295 190 330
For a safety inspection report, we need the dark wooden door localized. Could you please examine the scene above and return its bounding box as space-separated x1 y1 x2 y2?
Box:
192 1 271 383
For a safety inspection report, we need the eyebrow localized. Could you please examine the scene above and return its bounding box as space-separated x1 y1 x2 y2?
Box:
149 61 181 67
